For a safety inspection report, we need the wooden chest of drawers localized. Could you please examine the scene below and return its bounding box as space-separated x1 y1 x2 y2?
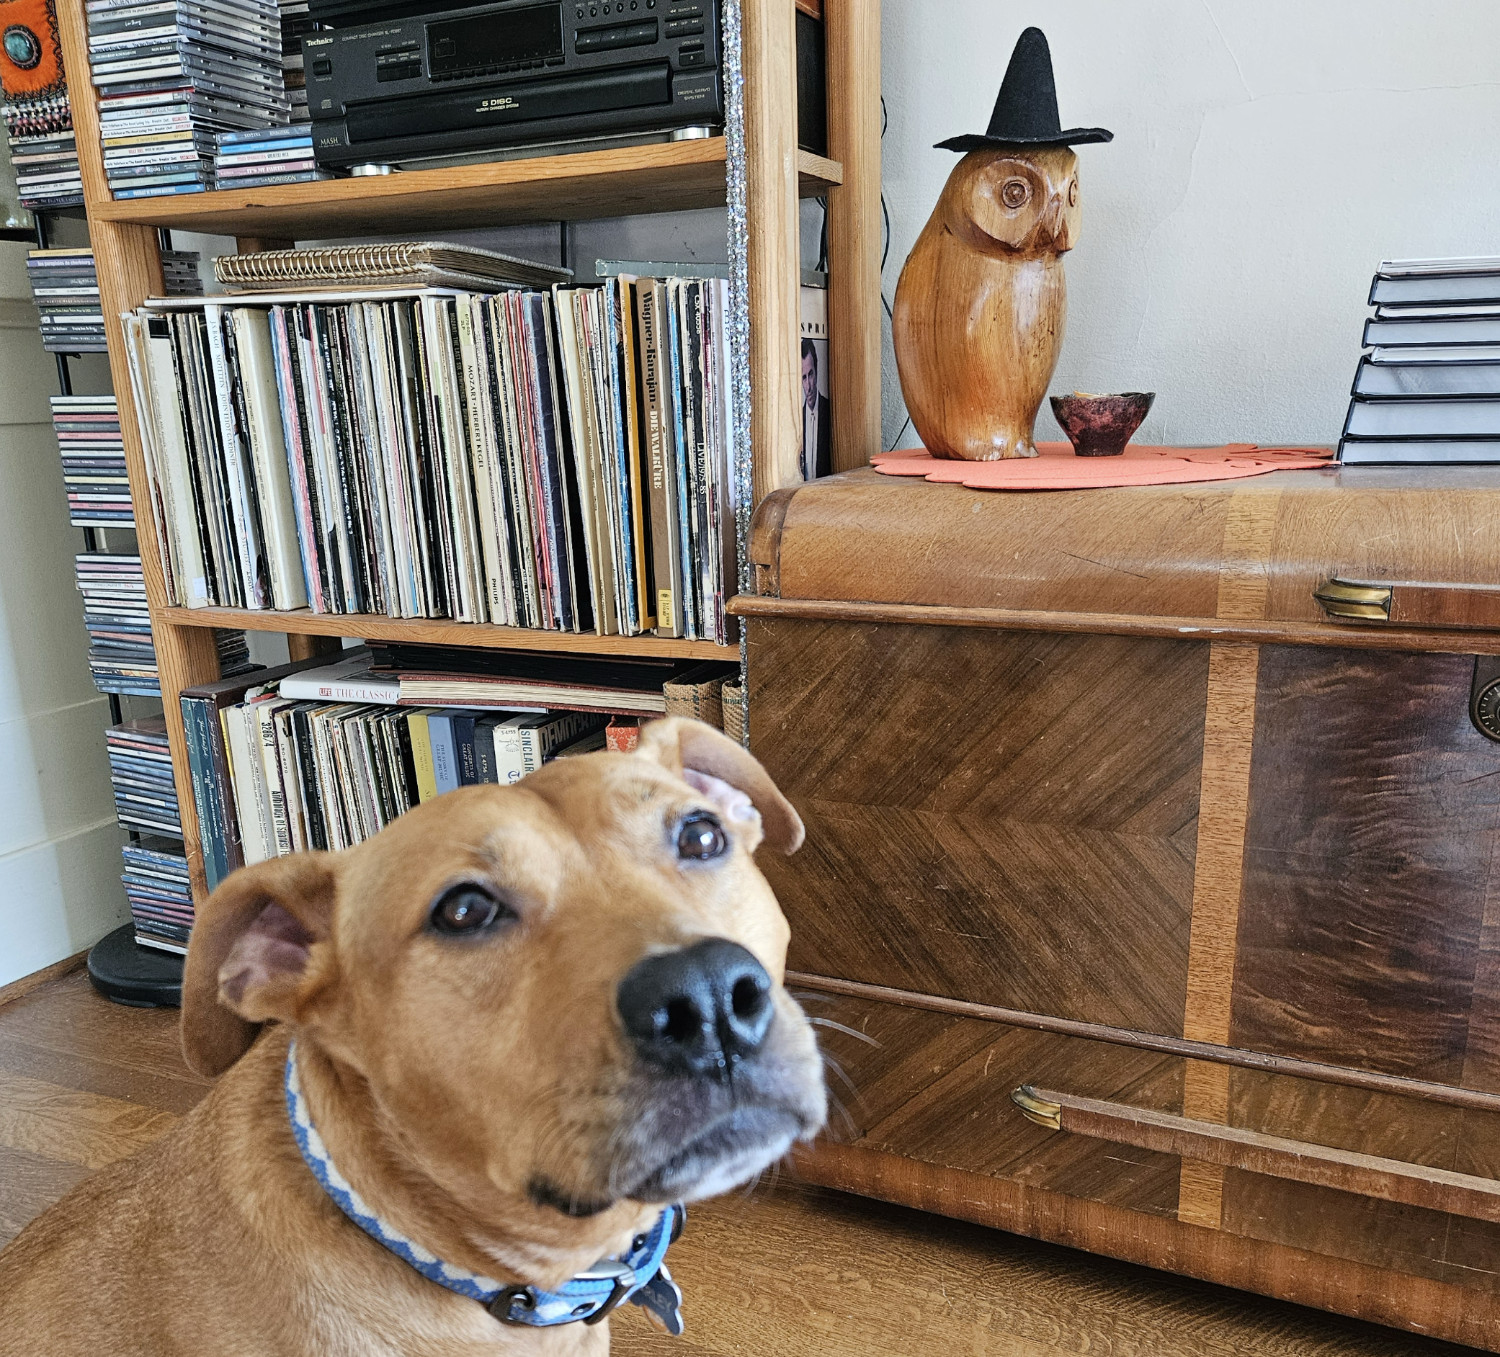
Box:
731 463 1500 1349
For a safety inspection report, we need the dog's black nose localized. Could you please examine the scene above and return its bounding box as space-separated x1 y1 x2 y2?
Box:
617 939 774 1077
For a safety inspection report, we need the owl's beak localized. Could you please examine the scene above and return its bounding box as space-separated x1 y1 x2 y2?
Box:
1043 195 1069 247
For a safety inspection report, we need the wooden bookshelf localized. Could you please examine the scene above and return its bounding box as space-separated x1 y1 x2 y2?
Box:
90 141 844 239
53 0 883 900
158 608 732 661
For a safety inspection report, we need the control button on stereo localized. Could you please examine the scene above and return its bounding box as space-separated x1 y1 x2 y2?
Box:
678 45 706 66
311 56 333 77
664 17 704 35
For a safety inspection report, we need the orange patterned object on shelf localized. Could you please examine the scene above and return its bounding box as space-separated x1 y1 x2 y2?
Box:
0 0 65 100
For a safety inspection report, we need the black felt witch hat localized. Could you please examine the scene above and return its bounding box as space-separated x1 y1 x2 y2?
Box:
937 27 1112 151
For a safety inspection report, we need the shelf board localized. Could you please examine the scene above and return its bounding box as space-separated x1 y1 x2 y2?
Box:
157 605 734 660
90 140 842 239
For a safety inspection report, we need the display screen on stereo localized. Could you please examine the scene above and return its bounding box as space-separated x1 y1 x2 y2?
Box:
427 3 564 75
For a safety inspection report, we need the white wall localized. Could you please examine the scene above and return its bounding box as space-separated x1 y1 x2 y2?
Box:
0 239 128 987
881 0 1500 449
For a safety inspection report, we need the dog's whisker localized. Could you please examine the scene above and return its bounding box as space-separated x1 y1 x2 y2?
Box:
818 1050 864 1107
806 1016 882 1048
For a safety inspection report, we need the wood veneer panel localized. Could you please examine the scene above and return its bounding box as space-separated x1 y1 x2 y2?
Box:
812 992 1182 1218
1221 1172 1485 1292
773 468 1233 616
731 592 1500 655
798 1139 1500 1349
753 619 1205 1031
1260 469 1500 626
1231 646 1500 1082
764 464 1500 626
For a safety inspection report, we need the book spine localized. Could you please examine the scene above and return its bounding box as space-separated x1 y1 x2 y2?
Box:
224 703 274 865
635 279 678 636
453 714 479 786
606 716 641 753
180 695 227 891
277 676 399 704
257 703 293 857
234 308 309 611
293 707 329 850
427 712 459 794
406 710 438 803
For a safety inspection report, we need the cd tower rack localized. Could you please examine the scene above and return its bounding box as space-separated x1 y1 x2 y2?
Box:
53 0 882 906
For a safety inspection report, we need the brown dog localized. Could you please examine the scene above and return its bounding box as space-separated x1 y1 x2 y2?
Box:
0 718 826 1354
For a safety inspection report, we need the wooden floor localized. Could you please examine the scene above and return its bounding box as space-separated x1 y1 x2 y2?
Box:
0 962 1476 1355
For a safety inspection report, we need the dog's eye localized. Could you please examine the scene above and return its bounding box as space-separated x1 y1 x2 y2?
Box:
429 885 508 935
677 812 727 861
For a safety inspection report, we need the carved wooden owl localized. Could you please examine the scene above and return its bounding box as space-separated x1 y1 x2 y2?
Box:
894 145 1081 460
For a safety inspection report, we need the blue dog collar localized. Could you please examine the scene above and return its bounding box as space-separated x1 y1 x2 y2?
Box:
285 1041 686 1331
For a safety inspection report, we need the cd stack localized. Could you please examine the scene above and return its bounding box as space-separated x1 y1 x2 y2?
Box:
86 0 290 200
106 717 181 836
121 836 194 953
74 552 253 695
0 0 83 207
160 247 204 293
29 247 201 353
27 248 105 353
214 123 328 190
279 0 314 124
52 395 131 527
76 553 158 695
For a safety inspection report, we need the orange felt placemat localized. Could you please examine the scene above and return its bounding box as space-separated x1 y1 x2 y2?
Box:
871 443 1335 490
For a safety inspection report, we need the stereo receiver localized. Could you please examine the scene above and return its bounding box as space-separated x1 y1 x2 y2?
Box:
305 0 729 169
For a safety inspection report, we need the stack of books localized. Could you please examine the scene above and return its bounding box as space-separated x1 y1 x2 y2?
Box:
1340 256 1500 464
122 836 193 954
213 124 328 190
107 717 181 836
52 395 131 527
182 652 737 885
121 245 738 643
75 552 251 695
86 0 290 200
0 0 83 207
29 247 200 354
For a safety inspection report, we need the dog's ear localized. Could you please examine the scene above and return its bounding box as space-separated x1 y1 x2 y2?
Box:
635 717 804 854
181 853 341 1078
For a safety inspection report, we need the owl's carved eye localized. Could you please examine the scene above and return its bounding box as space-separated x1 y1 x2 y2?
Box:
1000 178 1031 210
1067 179 1079 207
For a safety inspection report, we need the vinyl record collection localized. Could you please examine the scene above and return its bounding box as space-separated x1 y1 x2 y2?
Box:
0 0 83 207
76 551 251 695
53 394 131 526
124 270 738 642
86 0 290 199
122 835 193 952
107 716 181 835
29 246 200 353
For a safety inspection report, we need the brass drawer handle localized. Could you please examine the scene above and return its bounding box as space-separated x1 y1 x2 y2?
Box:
1314 578 1392 620
1011 1086 1062 1130
1011 1083 1500 1223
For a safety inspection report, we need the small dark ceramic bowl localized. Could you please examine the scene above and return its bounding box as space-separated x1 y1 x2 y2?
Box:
1049 391 1156 457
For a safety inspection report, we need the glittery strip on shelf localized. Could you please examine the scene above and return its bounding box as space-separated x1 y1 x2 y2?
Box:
720 0 752 742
